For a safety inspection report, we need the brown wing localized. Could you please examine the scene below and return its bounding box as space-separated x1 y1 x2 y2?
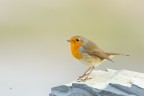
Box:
83 46 114 62
81 39 114 62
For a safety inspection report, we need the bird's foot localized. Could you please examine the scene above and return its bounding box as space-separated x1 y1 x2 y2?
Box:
77 77 92 82
77 74 92 82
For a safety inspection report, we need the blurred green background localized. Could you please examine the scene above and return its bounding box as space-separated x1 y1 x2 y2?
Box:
0 0 144 95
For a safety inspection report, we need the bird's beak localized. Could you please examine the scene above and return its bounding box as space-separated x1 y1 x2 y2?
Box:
67 40 71 42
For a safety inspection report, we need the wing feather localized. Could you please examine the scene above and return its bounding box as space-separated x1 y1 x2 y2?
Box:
84 48 114 62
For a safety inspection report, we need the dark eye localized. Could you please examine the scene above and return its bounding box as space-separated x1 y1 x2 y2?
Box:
76 39 79 41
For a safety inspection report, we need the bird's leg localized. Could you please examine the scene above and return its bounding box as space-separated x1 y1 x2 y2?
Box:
77 67 92 80
85 66 94 81
82 66 95 82
81 67 92 77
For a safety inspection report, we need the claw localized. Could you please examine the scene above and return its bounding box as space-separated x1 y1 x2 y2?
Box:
77 75 93 82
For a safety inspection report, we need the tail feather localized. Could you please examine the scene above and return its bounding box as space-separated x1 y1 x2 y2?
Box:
105 52 129 56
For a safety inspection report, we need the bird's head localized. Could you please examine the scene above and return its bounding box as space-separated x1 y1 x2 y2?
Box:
67 36 89 48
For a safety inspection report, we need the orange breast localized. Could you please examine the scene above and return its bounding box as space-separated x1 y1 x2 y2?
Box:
71 43 83 60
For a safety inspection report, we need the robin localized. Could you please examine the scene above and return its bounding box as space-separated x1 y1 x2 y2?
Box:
67 36 129 82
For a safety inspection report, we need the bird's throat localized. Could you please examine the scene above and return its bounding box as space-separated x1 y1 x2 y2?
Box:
71 43 83 60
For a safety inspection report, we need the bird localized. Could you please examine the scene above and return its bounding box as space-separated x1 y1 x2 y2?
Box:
67 36 129 82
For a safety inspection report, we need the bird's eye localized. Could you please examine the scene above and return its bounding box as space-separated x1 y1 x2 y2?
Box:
76 39 79 41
